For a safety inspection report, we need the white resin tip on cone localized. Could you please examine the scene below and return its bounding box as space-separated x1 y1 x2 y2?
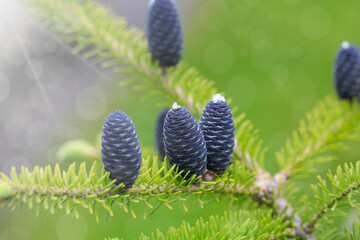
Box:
212 93 226 103
172 102 181 110
342 41 350 49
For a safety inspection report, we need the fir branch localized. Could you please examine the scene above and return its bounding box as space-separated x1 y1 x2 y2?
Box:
20 0 265 170
276 96 360 179
13 0 354 239
272 96 360 238
304 162 360 235
0 158 256 221
140 209 291 240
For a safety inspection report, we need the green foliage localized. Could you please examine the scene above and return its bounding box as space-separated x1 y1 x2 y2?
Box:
21 0 265 170
0 158 255 222
305 162 360 236
276 96 360 178
140 209 290 240
4 0 360 239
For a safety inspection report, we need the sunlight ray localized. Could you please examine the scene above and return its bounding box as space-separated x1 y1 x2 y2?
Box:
8 13 59 126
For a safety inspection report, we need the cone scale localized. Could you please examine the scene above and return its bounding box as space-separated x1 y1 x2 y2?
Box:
147 0 183 68
101 110 142 188
334 41 360 101
199 94 235 175
163 103 207 177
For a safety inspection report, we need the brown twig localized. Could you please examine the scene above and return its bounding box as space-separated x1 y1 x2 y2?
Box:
252 169 312 239
161 67 168 84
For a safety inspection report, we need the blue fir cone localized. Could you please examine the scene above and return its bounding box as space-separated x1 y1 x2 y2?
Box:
101 110 142 188
199 94 235 175
163 103 207 177
334 41 360 101
155 108 169 160
147 0 183 67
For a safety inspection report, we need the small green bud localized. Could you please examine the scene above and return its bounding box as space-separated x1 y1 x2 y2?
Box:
56 139 99 164
0 182 11 199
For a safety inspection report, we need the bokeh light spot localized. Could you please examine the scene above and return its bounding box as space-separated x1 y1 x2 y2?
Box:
249 29 268 49
299 6 331 40
200 0 229 32
226 76 256 109
204 41 234 74
271 65 289 86
250 43 277 71
291 46 303 59
76 87 107 121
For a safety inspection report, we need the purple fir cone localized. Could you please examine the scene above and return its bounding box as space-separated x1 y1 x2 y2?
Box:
163 103 207 177
155 108 169 160
147 0 183 67
334 41 360 101
101 110 142 188
199 94 235 175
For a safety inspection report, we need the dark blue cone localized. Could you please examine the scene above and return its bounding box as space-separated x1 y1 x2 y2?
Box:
163 103 207 177
155 108 169 160
101 110 142 188
147 0 183 67
199 94 235 175
334 41 360 101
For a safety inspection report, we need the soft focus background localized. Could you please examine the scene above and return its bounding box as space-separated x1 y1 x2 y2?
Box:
1 0 360 239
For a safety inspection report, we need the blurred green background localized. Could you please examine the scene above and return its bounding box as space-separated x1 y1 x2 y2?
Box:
1 0 360 239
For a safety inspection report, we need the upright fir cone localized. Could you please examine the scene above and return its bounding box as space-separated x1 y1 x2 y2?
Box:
334 41 360 101
147 0 183 68
199 94 235 175
163 103 207 177
155 108 169 160
101 110 142 188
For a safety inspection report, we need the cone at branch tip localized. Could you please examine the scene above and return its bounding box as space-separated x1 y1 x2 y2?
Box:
101 110 142 188
200 94 235 175
163 104 207 177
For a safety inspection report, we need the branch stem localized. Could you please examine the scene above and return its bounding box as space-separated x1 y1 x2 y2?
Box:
304 182 360 234
0 182 256 202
